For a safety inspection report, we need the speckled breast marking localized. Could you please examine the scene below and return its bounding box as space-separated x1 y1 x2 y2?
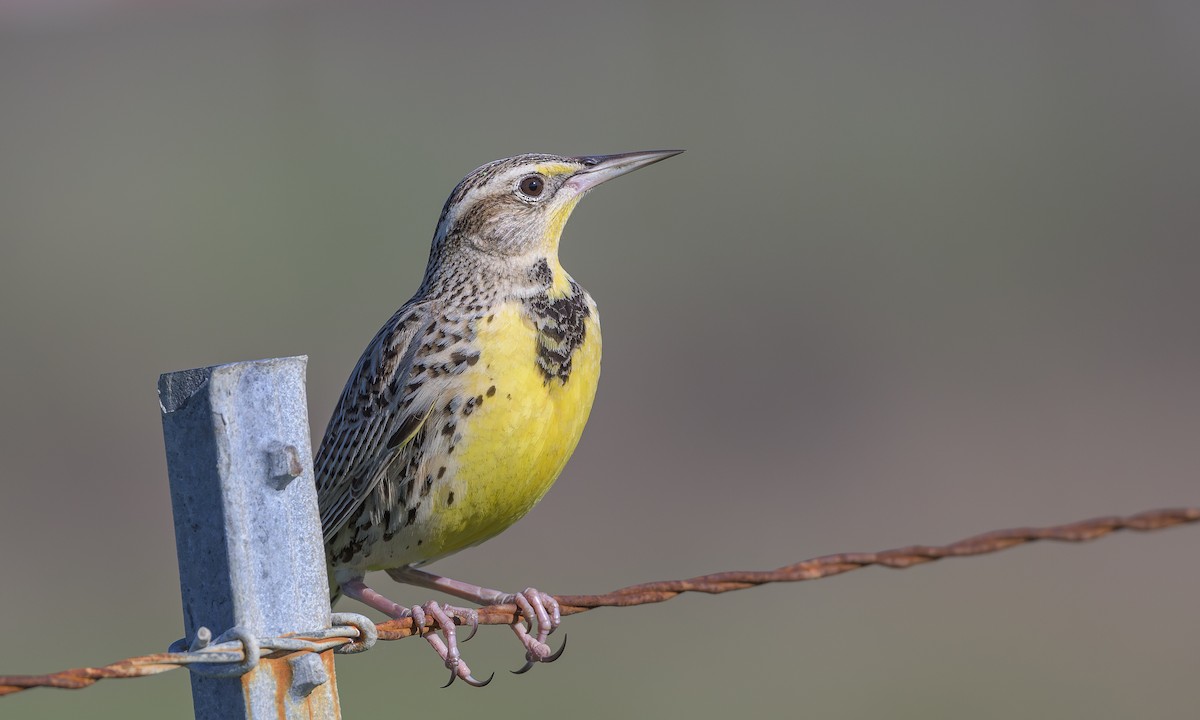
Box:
415 299 601 562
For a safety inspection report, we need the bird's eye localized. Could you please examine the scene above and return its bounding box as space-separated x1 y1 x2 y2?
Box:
518 175 545 198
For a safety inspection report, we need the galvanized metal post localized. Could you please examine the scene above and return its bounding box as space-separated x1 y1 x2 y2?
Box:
159 357 340 719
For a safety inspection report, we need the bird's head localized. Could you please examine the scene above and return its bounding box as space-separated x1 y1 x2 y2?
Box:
423 150 682 286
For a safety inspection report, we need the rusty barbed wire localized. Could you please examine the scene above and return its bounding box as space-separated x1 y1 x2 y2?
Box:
0 614 377 697
3 506 1196 696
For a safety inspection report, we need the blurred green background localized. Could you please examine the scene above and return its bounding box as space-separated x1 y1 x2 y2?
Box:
2 1 1198 718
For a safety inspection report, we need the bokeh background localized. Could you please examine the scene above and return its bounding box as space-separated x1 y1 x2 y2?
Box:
3 1 1198 718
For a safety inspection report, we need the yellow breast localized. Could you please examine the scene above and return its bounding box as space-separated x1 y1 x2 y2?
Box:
417 299 601 561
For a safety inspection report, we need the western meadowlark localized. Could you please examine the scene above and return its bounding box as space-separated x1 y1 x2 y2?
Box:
315 150 682 686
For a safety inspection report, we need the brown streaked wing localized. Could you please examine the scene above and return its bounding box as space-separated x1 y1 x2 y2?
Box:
315 299 437 542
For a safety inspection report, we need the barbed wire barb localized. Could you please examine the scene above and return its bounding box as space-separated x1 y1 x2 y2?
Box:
3 506 1196 696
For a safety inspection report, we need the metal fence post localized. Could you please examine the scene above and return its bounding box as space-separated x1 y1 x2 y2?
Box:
159 356 340 719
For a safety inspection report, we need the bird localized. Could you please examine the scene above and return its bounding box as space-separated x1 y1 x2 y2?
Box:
314 149 682 686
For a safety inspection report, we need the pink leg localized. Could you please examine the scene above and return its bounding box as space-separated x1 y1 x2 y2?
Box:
340 577 491 687
387 566 566 673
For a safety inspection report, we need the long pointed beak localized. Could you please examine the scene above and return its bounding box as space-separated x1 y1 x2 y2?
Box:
564 149 684 193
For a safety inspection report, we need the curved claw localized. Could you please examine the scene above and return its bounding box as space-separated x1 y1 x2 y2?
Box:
543 633 568 663
442 657 493 688
461 613 479 644
510 633 568 674
511 658 535 675
463 671 495 688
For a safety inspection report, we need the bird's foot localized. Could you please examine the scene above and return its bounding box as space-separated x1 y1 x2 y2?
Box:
382 568 570 676
501 588 567 674
340 579 491 687
412 601 491 688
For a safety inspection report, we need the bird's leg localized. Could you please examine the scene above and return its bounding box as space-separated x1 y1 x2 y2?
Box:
387 566 566 673
339 578 491 687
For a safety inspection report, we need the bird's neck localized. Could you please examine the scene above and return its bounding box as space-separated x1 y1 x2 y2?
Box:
416 250 579 309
